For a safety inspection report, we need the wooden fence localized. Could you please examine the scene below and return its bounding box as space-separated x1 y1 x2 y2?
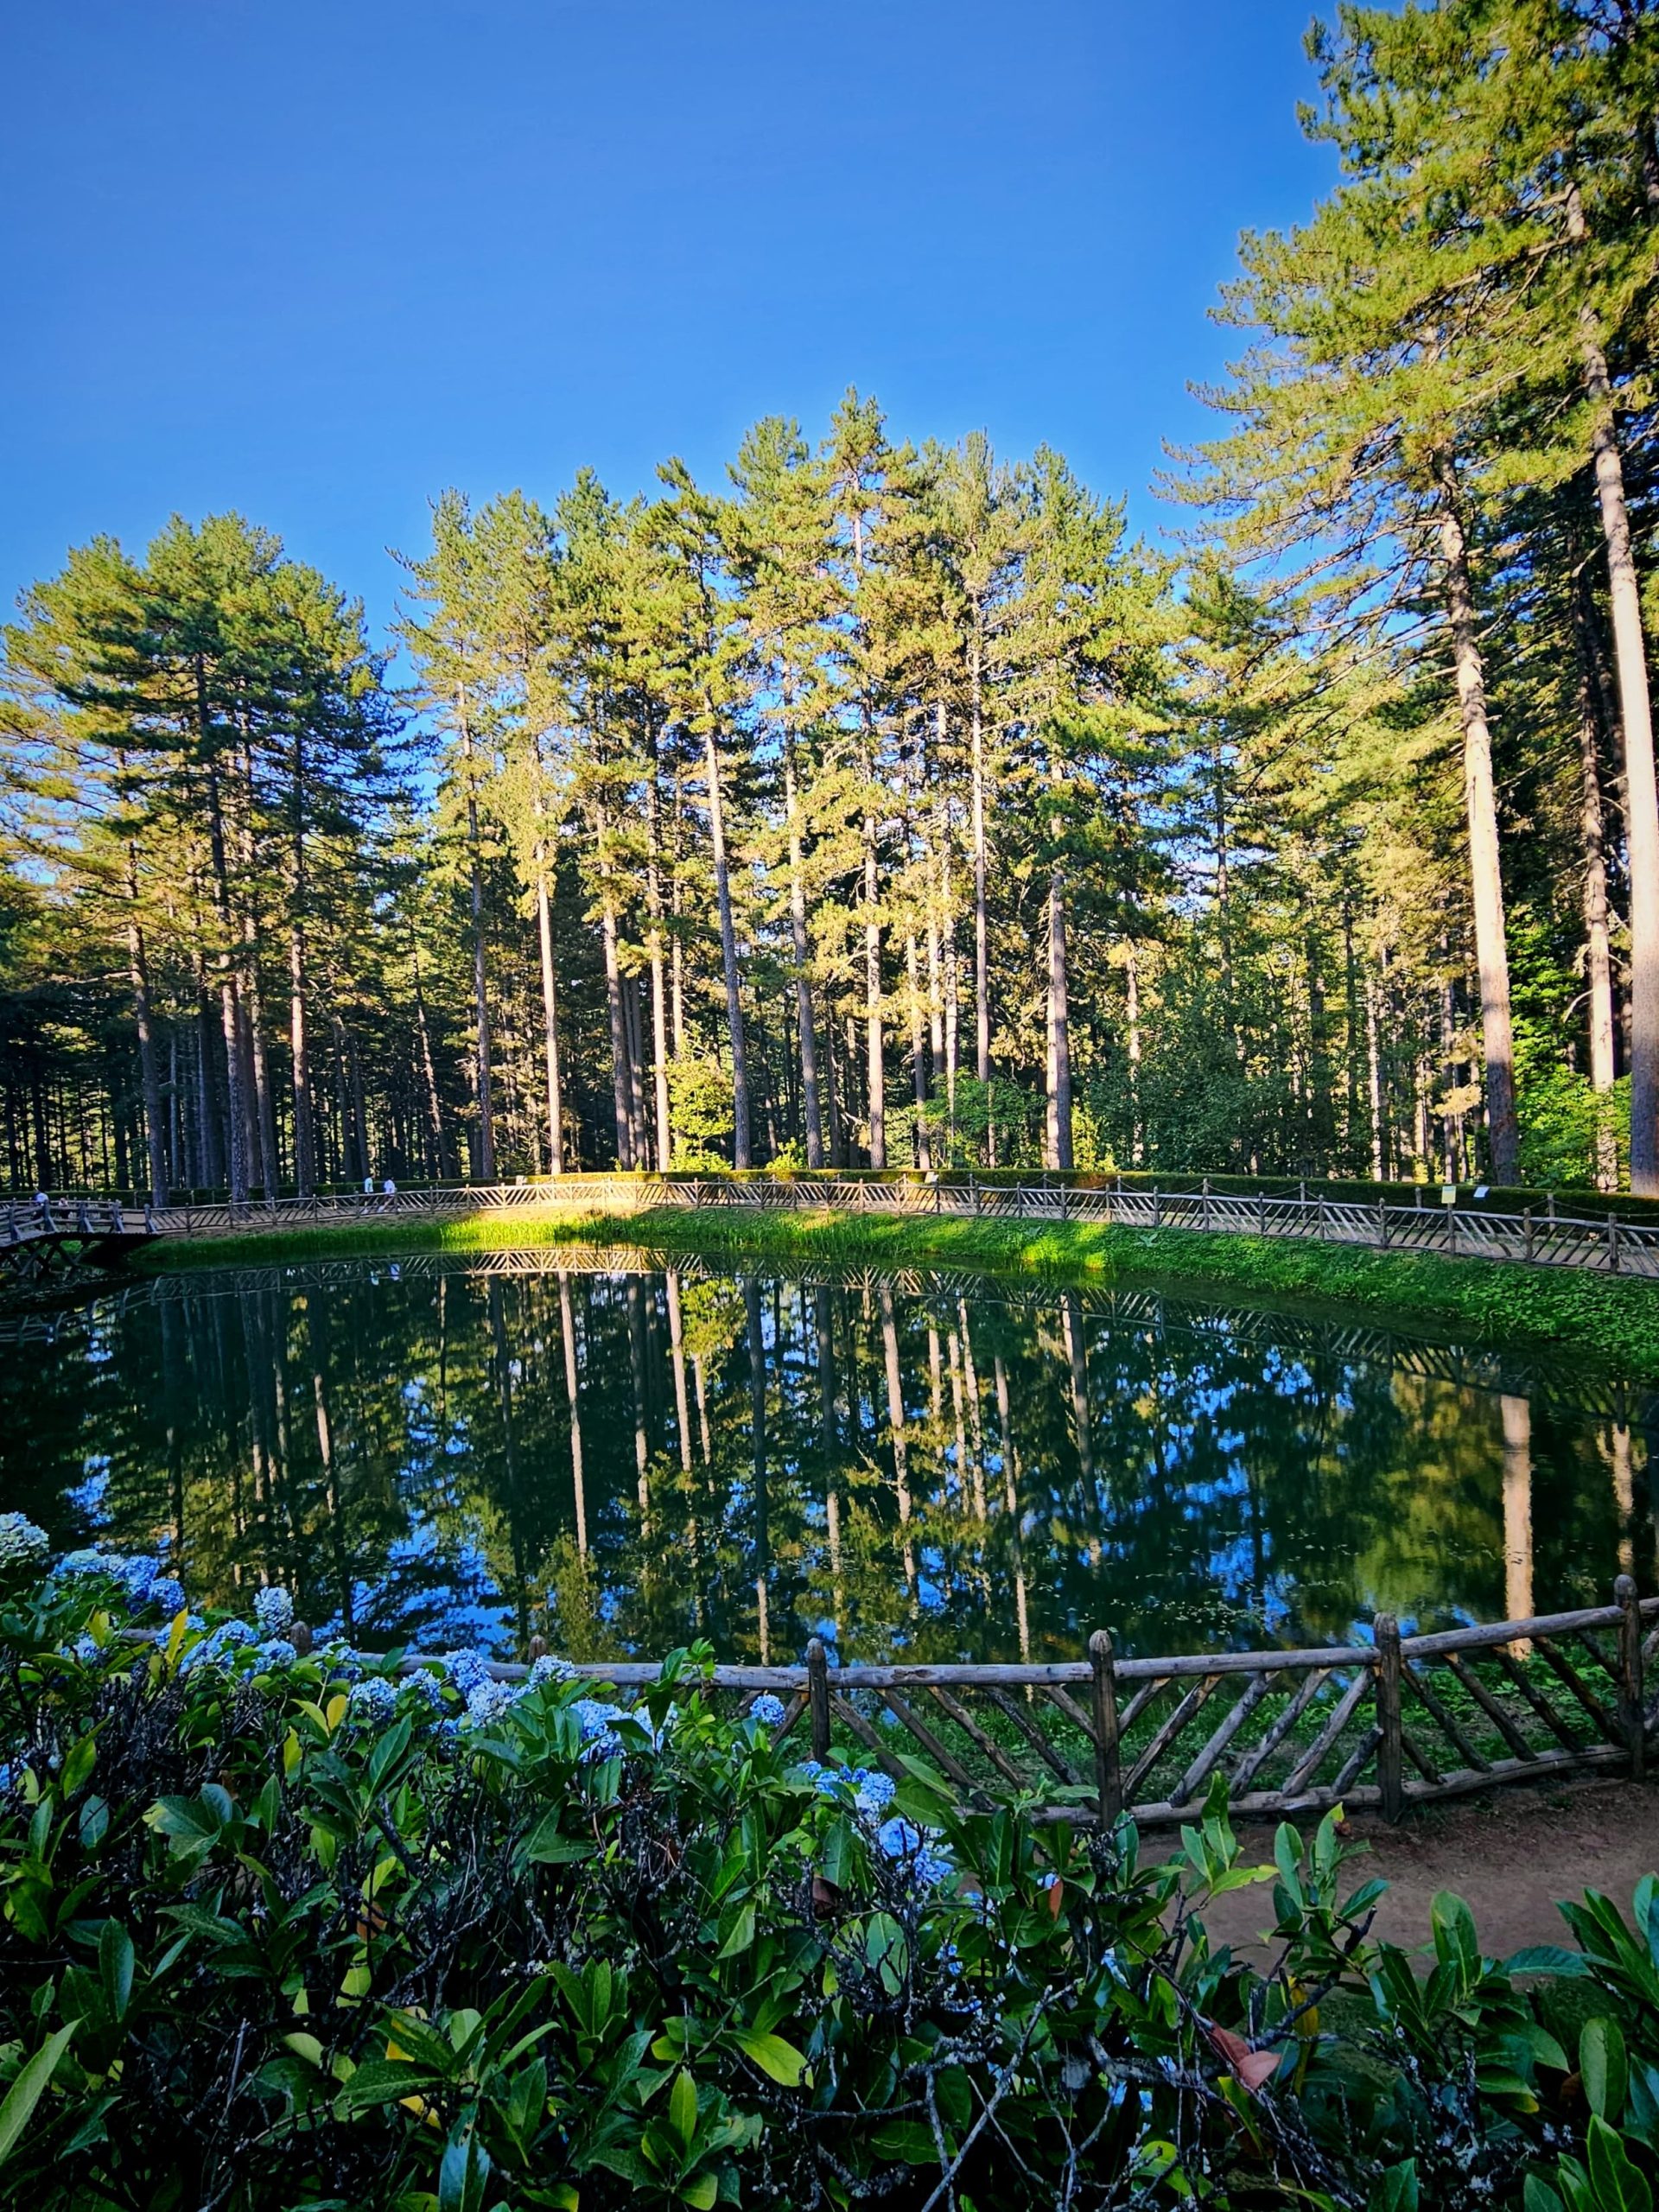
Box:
299 1573 1659 1828
16 1170 1659 1281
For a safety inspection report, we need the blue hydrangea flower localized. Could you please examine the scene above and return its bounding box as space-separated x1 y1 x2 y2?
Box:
118 1556 160 1605
181 1618 257 1672
149 1577 187 1618
73 1633 99 1663
403 1668 448 1713
855 1770 896 1813
255 1638 297 1670
0 1515 48 1569
253 1586 295 1637
347 1675 399 1721
749 1693 786 1727
58 1548 118 1582
876 1815 951 1886
442 1649 492 1695
317 1639 364 1683
464 1680 519 1728
528 1652 576 1687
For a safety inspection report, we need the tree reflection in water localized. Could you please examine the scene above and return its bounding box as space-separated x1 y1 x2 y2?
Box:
3 1255 1654 1665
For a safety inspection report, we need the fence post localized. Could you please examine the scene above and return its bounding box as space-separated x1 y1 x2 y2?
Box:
1524 1205 1534 1264
1152 1186 1161 1230
1089 1629 1122 1825
1616 1573 1645 1782
806 1636 832 1763
1059 1179 1068 1224
970 1173 980 1217
1377 1198 1389 1250
1374 1614 1403 1823
1259 1187 1268 1236
1201 1176 1211 1232
1610 1213 1621 1274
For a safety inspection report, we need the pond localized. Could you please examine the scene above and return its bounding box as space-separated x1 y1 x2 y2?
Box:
3 1248 1654 1665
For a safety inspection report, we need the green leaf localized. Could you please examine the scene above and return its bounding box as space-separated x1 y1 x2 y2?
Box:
1368 2158 1418 2212
1431 1891 1480 1984
1583 2018 1629 2125
99 1921 134 2024
1586 2114 1653 2212
1523 2178 1566 2212
1508 1945 1592 1979
331 2059 442 2117
682 2174 717 2209
732 2031 806 2088
524 1815 595 1866
438 2127 493 2212
0 2023 75 2168
667 2067 697 2154
60 1734 96 1797
716 1901 755 1960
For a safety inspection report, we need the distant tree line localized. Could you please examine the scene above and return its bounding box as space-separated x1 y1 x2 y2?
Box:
4 3 1659 1199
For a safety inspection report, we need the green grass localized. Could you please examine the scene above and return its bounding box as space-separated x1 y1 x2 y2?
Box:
127 1200 1659 1377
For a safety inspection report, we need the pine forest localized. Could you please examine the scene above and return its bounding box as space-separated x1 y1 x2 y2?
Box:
8 3 1659 1204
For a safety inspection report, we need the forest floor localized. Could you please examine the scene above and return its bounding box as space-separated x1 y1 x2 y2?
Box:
1205 1774 1659 1960
131 1198 1659 1378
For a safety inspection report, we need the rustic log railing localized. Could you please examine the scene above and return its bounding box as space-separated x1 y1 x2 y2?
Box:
16 1171 1659 1281
264 1575 1659 1828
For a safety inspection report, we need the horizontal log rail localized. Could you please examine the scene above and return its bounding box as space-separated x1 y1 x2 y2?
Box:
246 1573 1658 1828
13 1170 1659 1281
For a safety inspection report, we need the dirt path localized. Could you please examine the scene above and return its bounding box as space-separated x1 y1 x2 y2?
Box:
1197 1777 1659 1961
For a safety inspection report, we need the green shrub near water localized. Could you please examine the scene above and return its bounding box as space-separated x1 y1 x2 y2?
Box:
3 1527 1659 2209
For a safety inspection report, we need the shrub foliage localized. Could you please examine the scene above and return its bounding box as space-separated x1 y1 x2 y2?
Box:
1 1525 1657 2209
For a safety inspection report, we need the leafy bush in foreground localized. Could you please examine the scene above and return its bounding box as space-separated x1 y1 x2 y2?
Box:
1 1519 1658 2209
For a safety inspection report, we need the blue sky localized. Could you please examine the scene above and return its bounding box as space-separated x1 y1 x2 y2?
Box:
1 0 1333 641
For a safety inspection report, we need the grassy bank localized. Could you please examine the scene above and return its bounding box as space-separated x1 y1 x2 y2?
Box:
127 1198 1659 1376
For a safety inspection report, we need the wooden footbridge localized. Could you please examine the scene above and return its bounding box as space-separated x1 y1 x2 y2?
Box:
1 1197 157 1294
9 1170 1659 1295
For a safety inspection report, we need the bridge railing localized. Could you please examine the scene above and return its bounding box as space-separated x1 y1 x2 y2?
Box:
204 1572 1656 1827
11 1172 1659 1280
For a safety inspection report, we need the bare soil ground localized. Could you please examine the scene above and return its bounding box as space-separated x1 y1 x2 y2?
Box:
1198 1777 1659 1961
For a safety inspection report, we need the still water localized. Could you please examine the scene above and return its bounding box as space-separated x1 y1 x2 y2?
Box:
3 1249 1654 1664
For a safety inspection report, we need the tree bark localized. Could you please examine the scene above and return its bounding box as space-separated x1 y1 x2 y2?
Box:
1125 939 1144 1166
703 723 753 1167
126 916 167 1205
644 723 672 1169
782 728 824 1166
458 696 495 1180
1567 182 1659 1189
970 631 990 1084
1430 447 1520 1184
597 847 634 1173
1046 862 1074 1170
1574 577 1620 1189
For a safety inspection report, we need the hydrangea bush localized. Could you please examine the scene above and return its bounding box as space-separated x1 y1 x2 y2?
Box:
0 1528 1656 2209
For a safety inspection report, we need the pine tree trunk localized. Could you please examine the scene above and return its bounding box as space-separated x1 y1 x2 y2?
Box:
906 930 929 1167
704 725 753 1167
644 727 672 1169
863 797 885 1170
123 833 168 1205
1366 969 1386 1179
1575 584 1620 1190
598 852 634 1172
459 703 496 1181
1430 448 1521 1184
200 734 250 1201
782 731 824 1166
970 632 990 1085
1046 864 1074 1171
535 868 563 1173
1567 185 1659 1190
1126 939 1144 1166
